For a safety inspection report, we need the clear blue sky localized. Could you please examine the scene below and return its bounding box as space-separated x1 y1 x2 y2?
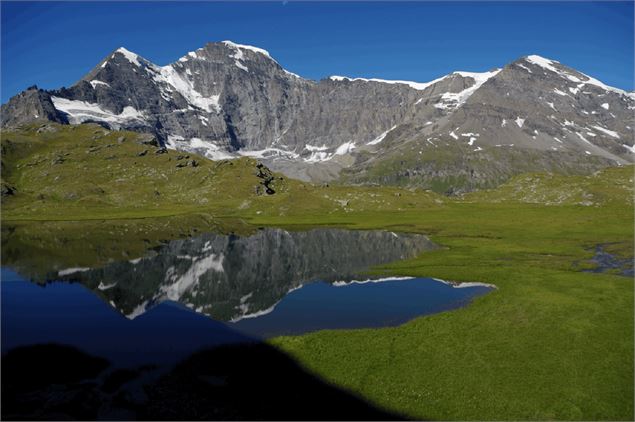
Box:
2 1 633 103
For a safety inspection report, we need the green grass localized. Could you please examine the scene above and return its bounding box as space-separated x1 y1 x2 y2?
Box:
1 123 444 221
258 204 633 420
465 167 633 207
1 123 633 420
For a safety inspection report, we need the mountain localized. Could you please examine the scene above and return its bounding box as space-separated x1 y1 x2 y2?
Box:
2 42 633 192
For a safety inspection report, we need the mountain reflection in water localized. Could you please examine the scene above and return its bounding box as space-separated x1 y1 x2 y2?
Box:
2 228 493 368
51 228 437 321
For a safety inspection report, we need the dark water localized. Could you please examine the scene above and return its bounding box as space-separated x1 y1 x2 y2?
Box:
1 270 491 367
231 277 491 338
2 228 492 367
582 244 634 277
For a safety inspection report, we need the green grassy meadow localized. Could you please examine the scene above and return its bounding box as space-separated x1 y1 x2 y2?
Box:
265 204 633 420
1 124 633 420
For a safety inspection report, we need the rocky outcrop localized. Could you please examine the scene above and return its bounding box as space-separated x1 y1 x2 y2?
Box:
255 162 277 195
1 86 68 128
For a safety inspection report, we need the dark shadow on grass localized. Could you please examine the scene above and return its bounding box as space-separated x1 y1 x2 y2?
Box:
2 343 407 420
2 344 110 420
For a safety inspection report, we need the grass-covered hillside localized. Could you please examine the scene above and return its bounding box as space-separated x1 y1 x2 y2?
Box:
463 167 633 206
1 123 444 220
339 134 618 194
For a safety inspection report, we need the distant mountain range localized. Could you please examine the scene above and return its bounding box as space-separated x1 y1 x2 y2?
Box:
2 41 633 192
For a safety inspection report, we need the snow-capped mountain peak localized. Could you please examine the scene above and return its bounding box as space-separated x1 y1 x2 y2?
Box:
113 47 144 66
2 44 633 191
221 40 273 59
522 54 634 99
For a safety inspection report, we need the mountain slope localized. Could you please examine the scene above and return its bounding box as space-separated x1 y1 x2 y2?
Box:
2 42 633 192
0 123 444 220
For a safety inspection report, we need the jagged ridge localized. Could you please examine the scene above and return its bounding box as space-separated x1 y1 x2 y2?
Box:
1 42 633 191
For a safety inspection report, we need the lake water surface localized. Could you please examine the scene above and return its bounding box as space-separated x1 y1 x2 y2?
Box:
2 228 493 367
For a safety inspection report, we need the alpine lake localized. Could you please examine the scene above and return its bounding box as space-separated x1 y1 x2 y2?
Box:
2 225 492 367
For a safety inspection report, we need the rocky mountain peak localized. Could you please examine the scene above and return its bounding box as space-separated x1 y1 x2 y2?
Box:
509 54 635 99
2 43 633 192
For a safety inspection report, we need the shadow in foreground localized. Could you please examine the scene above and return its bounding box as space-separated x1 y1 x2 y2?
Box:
2 343 407 420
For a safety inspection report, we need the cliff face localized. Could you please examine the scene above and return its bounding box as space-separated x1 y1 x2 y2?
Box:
1 86 68 128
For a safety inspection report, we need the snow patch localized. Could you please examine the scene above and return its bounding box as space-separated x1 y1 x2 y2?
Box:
434 69 501 110
115 47 142 66
576 132 592 145
90 80 110 89
152 65 220 112
58 267 90 276
98 281 117 291
517 63 532 73
125 301 149 320
284 69 301 78
622 144 635 153
515 117 525 128
526 55 635 98
235 61 249 72
222 40 272 59
332 276 415 287
227 46 249 71
367 125 397 145
302 144 333 162
239 148 299 160
591 125 620 139
525 55 561 73
330 74 448 91
51 97 147 128
230 304 277 322
304 144 329 152
166 136 235 160
160 253 225 301
335 141 356 155
304 151 332 162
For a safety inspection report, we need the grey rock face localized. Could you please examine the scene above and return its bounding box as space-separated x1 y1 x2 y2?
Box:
440 57 633 161
2 44 634 190
341 56 635 191
1 86 68 127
